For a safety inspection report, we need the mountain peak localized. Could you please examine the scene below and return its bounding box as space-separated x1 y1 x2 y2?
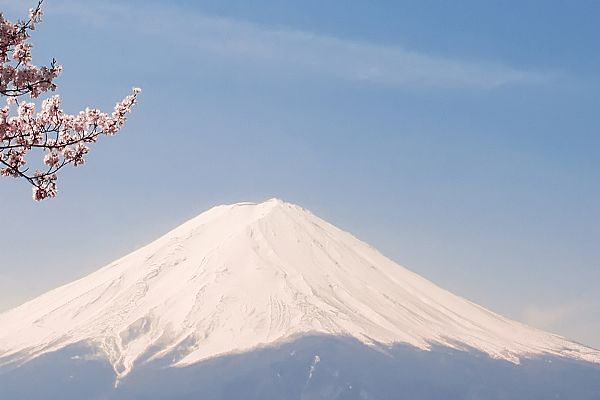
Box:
224 198 300 216
224 197 287 208
1 199 599 379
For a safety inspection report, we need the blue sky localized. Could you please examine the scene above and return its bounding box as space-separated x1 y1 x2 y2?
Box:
0 0 599 348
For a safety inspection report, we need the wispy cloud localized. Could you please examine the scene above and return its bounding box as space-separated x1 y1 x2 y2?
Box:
35 0 553 90
0 273 23 313
522 299 600 349
522 303 578 328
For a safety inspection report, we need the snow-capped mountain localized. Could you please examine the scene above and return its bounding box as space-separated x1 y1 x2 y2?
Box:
1 198 598 382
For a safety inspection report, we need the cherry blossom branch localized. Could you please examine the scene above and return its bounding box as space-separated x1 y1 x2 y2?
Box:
0 1 140 200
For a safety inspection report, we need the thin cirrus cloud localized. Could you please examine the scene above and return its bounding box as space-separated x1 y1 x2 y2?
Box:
522 300 600 349
41 0 555 90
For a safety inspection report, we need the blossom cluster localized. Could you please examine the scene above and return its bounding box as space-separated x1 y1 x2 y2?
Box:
0 4 60 98
0 1 139 200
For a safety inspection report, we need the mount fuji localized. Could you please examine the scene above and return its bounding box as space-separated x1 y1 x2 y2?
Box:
1 199 599 399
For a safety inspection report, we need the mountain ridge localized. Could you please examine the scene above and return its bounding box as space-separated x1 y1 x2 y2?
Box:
1 198 599 380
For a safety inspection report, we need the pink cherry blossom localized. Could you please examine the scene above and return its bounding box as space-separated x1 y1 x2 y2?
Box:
0 1 139 200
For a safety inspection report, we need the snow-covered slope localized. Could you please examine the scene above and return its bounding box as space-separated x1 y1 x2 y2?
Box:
1 199 598 379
